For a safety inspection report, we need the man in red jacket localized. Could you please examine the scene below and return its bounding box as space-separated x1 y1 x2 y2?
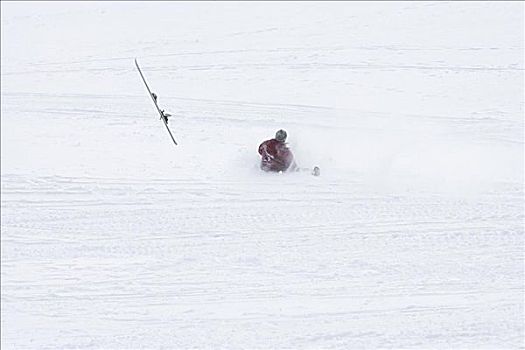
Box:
258 129 297 172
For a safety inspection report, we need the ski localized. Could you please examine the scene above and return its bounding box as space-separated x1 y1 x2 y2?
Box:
134 59 178 146
263 151 319 176
296 166 321 176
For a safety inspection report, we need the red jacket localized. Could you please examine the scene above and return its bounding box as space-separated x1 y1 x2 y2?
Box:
258 139 296 172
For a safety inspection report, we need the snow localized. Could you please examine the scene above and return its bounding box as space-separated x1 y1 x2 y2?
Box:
1 2 524 349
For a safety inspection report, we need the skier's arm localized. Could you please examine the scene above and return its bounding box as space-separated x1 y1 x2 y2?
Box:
258 142 266 156
280 147 296 171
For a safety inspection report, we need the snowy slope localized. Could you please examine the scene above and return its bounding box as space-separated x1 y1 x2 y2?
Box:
1 2 524 349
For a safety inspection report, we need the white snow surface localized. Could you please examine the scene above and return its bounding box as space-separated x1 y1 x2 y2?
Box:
1 2 524 349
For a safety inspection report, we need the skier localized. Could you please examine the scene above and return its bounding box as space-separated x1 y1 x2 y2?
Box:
258 129 297 173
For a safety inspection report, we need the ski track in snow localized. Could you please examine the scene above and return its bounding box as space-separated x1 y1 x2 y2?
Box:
2 171 523 349
1 2 524 349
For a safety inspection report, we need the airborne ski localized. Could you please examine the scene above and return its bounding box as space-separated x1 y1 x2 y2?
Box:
134 59 178 146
